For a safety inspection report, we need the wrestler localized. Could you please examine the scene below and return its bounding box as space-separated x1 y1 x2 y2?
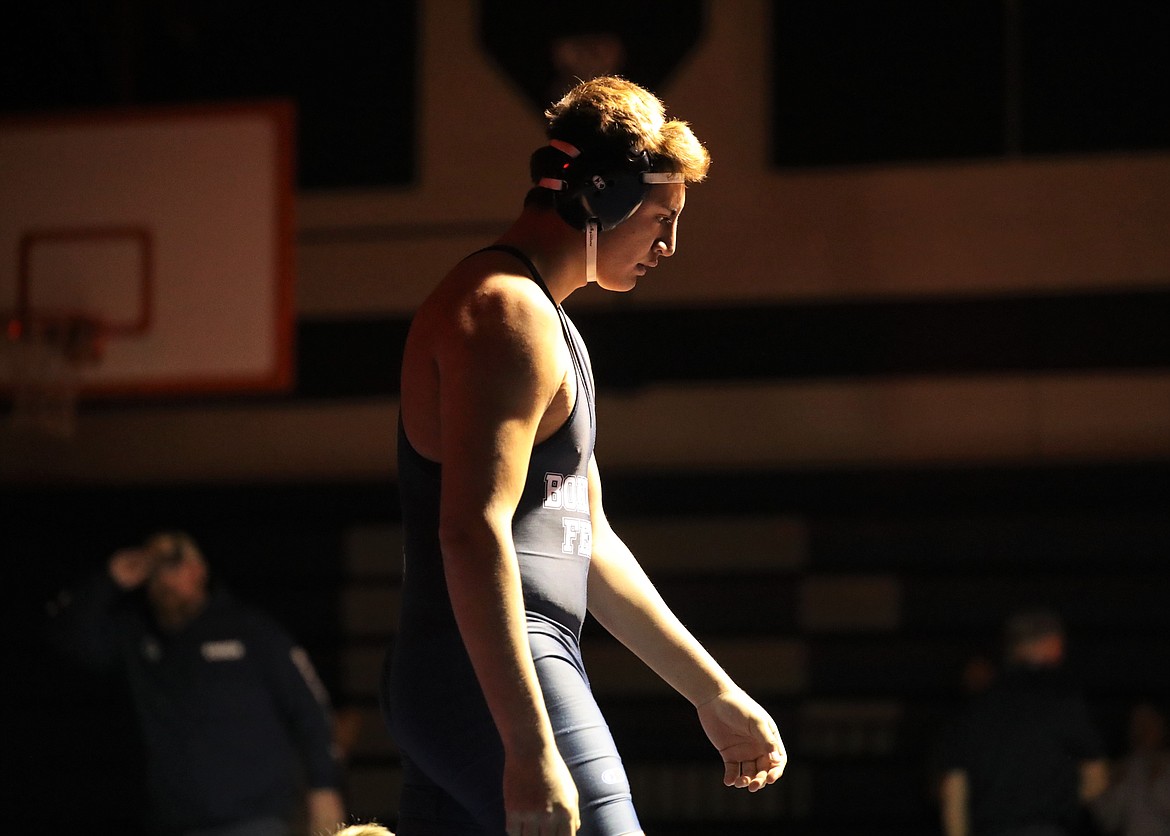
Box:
383 76 786 836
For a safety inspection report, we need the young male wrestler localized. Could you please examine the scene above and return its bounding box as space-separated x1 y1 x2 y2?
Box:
384 76 786 836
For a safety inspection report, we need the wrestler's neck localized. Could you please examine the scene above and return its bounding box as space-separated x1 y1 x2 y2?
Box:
495 208 589 305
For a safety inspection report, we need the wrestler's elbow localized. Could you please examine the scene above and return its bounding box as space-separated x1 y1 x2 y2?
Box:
438 513 510 575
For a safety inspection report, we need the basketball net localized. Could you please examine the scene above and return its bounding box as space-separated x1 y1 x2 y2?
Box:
3 314 105 438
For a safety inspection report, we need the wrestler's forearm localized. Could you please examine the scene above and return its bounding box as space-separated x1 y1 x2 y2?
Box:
441 520 557 753
585 457 736 705
588 537 735 706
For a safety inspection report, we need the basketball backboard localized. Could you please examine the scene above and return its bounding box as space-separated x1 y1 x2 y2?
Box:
0 101 295 405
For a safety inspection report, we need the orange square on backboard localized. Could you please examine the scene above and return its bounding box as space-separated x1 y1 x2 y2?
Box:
0 101 295 397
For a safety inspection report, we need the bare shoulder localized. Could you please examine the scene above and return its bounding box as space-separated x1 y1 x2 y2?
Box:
402 250 573 457
419 251 561 358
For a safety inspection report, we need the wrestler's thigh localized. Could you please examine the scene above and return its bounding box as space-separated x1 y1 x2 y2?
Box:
395 755 503 836
531 644 642 836
384 653 507 832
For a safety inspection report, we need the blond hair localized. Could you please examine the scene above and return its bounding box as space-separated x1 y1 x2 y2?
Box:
332 825 394 836
545 76 710 183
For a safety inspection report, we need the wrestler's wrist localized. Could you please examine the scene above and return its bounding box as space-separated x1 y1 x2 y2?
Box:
691 679 739 709
499 722 559 759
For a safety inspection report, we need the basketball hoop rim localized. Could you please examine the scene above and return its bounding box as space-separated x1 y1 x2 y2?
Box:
2 309 110 365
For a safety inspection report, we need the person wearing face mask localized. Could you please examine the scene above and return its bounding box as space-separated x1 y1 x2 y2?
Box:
382 76 787 836
46 530 346 836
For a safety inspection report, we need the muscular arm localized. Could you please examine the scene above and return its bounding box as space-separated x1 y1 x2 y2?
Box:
584 457 734 704
585 456 786 790
430 277 578 831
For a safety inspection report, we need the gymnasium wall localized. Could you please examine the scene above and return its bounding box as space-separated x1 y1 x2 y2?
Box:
5 3 1169 833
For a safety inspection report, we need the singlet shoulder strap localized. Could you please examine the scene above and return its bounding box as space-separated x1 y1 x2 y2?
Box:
469 244 556 306
468 245 593 428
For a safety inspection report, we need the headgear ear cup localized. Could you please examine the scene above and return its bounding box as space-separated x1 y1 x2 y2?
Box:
529 142 655 231
560 149 653 231
529 141 684 283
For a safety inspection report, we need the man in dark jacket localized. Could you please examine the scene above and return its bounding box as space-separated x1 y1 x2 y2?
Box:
49 531 345 836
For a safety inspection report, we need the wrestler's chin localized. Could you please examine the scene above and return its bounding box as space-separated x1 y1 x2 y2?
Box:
596 273 640 293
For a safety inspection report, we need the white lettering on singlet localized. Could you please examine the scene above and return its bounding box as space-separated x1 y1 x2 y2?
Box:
561 517 593 556
544 471 591 556
543 472 588 511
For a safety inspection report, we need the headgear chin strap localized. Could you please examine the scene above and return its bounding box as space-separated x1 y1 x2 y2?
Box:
585 219 598 284
530 140 684 282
